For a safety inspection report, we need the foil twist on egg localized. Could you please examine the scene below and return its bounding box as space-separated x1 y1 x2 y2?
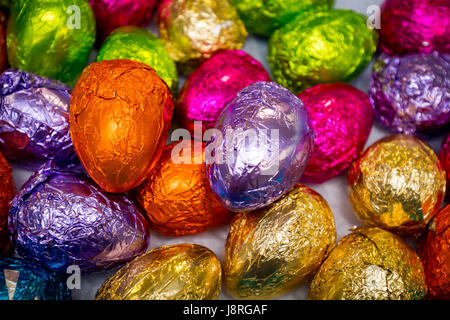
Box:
0 152 15 256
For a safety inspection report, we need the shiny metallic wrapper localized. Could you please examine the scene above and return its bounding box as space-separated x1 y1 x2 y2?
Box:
70 59 174 193
309 227 427 300
440 134 450 194
206 82 314 212
135 142 234 236
0 152 14 256
158 0 247 74
0 69 78 168
96 244 221 300
97 26 178 93
0 11 7 73
348 134 446 237
177 50 271 136
0 257 70 300
268 9 377 93
418 205 450 300
7 0 96 85
223 185 336 299
8 161 150 273
370 52 450 135
380 0 450 55
298 83 373 184
232 0 334 37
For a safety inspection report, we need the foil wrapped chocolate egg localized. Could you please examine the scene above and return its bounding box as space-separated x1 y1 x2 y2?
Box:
8 161 150 273
0 11 7 73
97 26 178 93
440 134 450 190
232 0 334 37
0 152 14 256
89 0 160 42
0 257 70 300
96 244 221 300
309 227 427 300
348 134 446 237
223 185 336 299
370 52 450 135
298 83 373 184
135 142 234 236
157 0 247 74
0 69 78 168
418 205 450 300
177 50 271 136
70 59 174 193
268 9 378 93
206 82 314 212
7 0 96 85
380 0 450 55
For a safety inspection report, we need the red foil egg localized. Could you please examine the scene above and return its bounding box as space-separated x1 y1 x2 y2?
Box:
0 152 15 255
380 0 450 55
298 83 373 184
441 134 450 193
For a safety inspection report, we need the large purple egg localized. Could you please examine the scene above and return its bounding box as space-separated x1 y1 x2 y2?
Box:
8 161 150 273
369 52 450 135
206 82 314 212
0 69 78 168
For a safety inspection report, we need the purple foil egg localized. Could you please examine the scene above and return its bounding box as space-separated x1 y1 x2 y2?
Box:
0 69 78 168
8 161 150 274
206 82 314 212
369 52 450 135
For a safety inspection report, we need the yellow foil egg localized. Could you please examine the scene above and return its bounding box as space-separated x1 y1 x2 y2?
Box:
222 185 337 299
348 134 446 237
95 244 221 300
309 227 427 300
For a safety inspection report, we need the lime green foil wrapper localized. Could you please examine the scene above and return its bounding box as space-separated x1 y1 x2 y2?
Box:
7 0 96 85
232 0 334 37
268 9 377 93
97 26 178 93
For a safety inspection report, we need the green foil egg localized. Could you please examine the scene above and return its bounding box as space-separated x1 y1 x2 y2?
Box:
232 0 334 37
7 0 96 85
268 9 378 93
97 26 178 93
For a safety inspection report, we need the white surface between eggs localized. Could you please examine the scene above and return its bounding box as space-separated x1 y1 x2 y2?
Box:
9 0 447 300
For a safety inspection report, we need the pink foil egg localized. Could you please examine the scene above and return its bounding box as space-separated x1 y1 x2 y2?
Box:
177 50 271 136
298 83 374 184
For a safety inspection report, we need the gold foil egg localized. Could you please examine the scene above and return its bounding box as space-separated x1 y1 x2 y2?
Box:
309 227 427 300
69 59 174 193
157 0 247 74
95 244 221 300
222 185 336 299
348 134 446 237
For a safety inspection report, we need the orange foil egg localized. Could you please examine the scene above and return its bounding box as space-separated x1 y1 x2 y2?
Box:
135 142 234 236
0 152 15 255
70 59 174 193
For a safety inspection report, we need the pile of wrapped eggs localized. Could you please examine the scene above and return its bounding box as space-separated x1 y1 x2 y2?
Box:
0 0 448 300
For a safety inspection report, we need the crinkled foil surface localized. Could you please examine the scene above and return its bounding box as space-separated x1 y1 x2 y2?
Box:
158 0 247 73
97 26 178 93
309 227 427 300
0 257 70 300
418 205 450 299
96 244 221 300
0 11 7 73
223 185 336 299
69 59 174 193
370 52 450 135
348 134 446 237
7 0 96 85
0 69 78 168
298 83 373 184
8 161 150 273
268 9 377 93
136 142 233 236
380 0 450 55
206 82 314 212
232 0 334 37
177 50 271 135
0 152 14 256
441 134 450 191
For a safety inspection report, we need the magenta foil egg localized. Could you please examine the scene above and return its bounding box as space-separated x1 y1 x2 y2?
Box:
298 83 373 184
177 50 271 136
